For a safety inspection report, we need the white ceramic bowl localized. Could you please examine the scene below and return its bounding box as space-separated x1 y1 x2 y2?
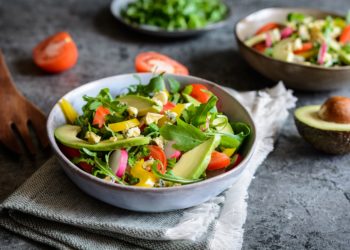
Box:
47 73 256 212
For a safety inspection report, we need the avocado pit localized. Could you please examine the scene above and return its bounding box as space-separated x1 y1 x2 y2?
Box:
294 96 350 154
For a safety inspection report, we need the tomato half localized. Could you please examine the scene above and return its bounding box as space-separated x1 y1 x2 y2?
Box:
33 31 78 73
135 52 189 75
253 42 267 53
294 42 313 54
148 145 167 174
190 84 211 103
93 106 110 128
207 151 231 171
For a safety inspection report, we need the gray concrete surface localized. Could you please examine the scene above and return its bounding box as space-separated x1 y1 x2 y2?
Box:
0 0 349 249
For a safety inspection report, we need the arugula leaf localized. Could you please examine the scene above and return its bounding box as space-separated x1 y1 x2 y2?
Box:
127 145 150 166
127 74 166 96
160 118 208 151
142 123 160 138
168 78 181 94
287 12 305 23
189 95 218 127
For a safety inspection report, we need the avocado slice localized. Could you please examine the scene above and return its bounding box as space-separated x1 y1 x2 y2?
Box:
182 93 201 106
172 135 221 179
117 95 162 116
55 125 150 151
294 105 350 154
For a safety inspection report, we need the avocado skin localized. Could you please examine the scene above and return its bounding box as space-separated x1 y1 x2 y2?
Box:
294 117 350 154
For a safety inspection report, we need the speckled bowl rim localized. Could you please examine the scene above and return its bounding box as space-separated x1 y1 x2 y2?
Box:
234 7 350 71
47 73 257 193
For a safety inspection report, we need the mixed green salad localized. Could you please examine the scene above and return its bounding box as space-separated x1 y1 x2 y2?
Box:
245 11 350 67
121 0 228 31
55 75 250 188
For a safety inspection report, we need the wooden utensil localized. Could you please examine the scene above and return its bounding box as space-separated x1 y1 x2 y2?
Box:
0 50 48 154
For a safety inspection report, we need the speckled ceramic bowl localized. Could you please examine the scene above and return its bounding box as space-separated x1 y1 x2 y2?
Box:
110 0 232 38
47 73 256 212
235 8 350 91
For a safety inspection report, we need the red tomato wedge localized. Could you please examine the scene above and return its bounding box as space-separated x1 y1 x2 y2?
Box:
190 84 211 103
33 31 78 73
207 151 231 171
232 154 242 167
294 42 313 54
59 144 81 159
93 106 110 128
255 22 280 35
78 162 93 173
339 25 350 44
148 145 167 174
135 52 189 75
253 42 267 52
161 101 176 114
58 144 92 173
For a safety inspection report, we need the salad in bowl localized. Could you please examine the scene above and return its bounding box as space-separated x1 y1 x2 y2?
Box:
245 11 350 67
55 74 250 188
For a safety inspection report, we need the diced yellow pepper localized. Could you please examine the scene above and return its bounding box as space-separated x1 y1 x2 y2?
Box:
223 148 236 157
298 49 318 59
108 118 140 132
59 99 78 124
171 103 186 116
130 160 157 188
158 103 187 127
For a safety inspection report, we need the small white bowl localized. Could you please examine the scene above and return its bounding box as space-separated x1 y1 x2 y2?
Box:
47 73 256 212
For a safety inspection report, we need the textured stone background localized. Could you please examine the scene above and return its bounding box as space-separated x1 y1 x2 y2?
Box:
0 0 349 249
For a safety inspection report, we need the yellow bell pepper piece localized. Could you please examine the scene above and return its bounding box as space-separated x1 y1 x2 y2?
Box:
158 103 187 127
171 103 186 116
130 160 157 188
108 118 140 132
223 148 236 157
59 99 78 124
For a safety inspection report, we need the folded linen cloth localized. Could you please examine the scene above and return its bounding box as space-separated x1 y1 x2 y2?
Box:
0 83 296 250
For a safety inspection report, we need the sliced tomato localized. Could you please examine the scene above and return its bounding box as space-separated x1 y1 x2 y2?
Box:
232 154 242 167
160 101 176 114
339 25 350 44
78 162 93 173
135 52 189 75
148 145 167 174
190 84 211 103
253 42 267 53
33 31 78 73
59 144 81 159
92 106 110 128
207 151 231 171
294 42 313 54
255 22 280 35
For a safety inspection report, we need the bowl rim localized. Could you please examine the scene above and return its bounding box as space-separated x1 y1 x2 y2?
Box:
234 7 350 71
47 73 257 192
110 0 233 36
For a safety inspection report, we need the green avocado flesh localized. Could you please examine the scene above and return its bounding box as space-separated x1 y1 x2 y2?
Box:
295 105 350 131
55 125 150 151
172 135 221 179
294 105 350 154
117 95 162 116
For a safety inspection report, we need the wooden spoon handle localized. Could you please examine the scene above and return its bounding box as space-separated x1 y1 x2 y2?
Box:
0 50 20 94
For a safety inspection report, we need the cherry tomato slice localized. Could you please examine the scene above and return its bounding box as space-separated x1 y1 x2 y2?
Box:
59 143 81 159
92 106 110 128
160 101 176 114
253 42 267 53
33 31 78 73
255 22 280 35
148 145 167 174
294 42 313 54
135 52 189 75
78 162 93 173
207 151 231 171
190 84 211 103
340 25 350 44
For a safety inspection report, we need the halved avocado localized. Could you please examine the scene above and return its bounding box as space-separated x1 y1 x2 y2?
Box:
117 95 162 116
294 105 350 154
55 125 150 151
